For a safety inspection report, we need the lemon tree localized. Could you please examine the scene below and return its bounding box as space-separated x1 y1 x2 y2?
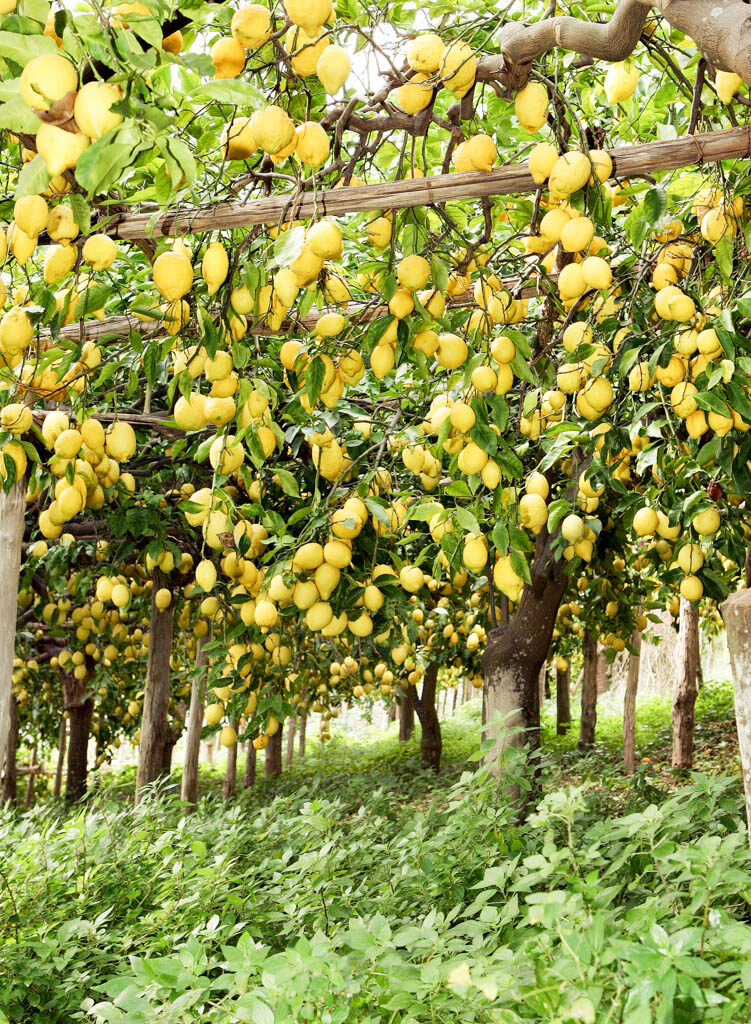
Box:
1 0 751 797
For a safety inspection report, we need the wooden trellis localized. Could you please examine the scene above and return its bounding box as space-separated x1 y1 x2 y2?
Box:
101 126 751 241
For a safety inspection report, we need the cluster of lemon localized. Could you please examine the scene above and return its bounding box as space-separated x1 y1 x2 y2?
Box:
630 503 720 601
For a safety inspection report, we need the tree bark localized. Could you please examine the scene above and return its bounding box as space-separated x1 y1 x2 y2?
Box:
556 666 571 735
24 738 38 809
265 727 282 777
482 534 567 777
53 714 67 798
298 702 307 757
407 662 442 771
1 694 17 805
180 633 207 811
135 568 175 804
0 480 25 780
498 0 751 86
578 631 598 749
387 699 397 725
672 597 699 769
244 741 257 788
223 721 240 799
623 615 643 774
596 648 609 694
721 589 751 847
398 686 415 741
66 698 93 802
285 716 296 767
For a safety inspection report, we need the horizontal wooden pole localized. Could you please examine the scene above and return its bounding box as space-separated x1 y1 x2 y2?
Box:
103 127 751 241
44 279 545 348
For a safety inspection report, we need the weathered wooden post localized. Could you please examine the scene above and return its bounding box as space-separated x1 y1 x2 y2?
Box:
721 590 751 846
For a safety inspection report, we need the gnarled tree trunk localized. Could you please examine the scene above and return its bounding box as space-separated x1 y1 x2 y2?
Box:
298 691 308 757
623 611 643 774
578 631 598 749
135 568 174 804
672 597 699 768
482 535 567 777
0 480 25 782
497 0 751 87
407 661 442 771
556 665 571 735
1 694 18 805
181 634 207 811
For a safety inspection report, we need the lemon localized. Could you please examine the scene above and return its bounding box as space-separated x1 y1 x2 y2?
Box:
548 151 591 200
493 555 524 602
105 420 136 461
528 142 558 184
202 241 229 295
405 32 445 72
520 492 547 533
633 507 658 536
231 4 272 48
692 507 720 536
36 124 89 177
211 37 246 78
680 575 703 602
222 117 258 160
82 234 117 271
283 0 330 35
395 74 433 114
399 565 424 593
604 62 638 104
716 70 742 104
316 44 351 93
560 216 594 253
295 121 330 167
440 41 476 98
14 195 48 236
286 25 329 76
250 105 295 154
74 82 123 139
20 53 77 110
307 220 342 260
153 250 193 301
514 81 548 133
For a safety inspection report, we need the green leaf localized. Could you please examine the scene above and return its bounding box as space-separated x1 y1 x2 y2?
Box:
189 79 265 108
305 355 325 407
643 187 667 227
271 224 305 270
75 132 136 198
68 193 91 235
715 236 733 283
274 467 299 497
454 507 481 534
431 256 448 292
14 154 49 200
0 29 55 64
0 95 40 133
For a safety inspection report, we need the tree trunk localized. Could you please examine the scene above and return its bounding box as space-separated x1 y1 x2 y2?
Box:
623 615 643 774
1 694 17 805
556 666 571 735
244 741 256 788
180 634 207 811
451 686 458 715
387 699 397 725
482 545 567 777
24 738 38 809
498 0 751 87
135 568 175 804
407 662 442 771
578 630 598 749
672 597 699 769
398 687 415 741
298 703 307 757
721 589 751 847
265 727 282 777
66 698 93 802
0 480 25 780
285 716 296 767
223 721 240 799
596 648 609 694
53 714 67 798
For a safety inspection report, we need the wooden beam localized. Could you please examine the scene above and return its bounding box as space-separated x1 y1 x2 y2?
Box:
102 127 751 241
45 279 546 348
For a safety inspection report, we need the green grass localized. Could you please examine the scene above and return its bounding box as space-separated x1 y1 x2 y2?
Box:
1 681 750 1024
